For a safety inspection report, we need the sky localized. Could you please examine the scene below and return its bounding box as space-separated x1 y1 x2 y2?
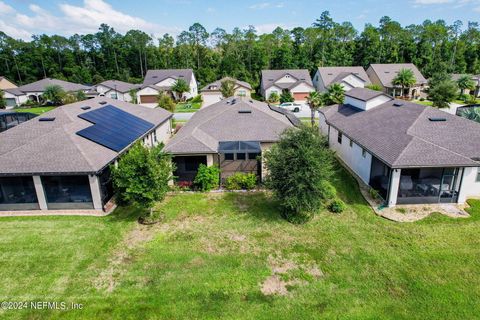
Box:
1 0 480 41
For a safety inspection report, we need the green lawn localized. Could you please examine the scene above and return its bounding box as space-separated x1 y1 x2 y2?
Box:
412 99 433 106
13 106 55 115
1 166 480 319
175 102 202 113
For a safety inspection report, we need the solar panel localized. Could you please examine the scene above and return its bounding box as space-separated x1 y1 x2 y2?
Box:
76 105 154 152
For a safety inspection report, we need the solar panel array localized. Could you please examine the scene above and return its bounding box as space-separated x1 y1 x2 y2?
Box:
76 105 154 152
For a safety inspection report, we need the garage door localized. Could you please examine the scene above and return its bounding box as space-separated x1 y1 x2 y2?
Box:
293 92 309 101
202 93 222 107
140 95 157 104
5 98 16 108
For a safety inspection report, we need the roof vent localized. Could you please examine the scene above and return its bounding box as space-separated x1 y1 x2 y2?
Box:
152 76 158 78
81 106 91 110
39 117 55 122
268 78 274 81
428 117 447 122
231 99 237 104
99 101 107 105
179 75 184 77
385 71 390 74
238 110 252 114
393 102 403 107
472 157 480 162
327 73 333 75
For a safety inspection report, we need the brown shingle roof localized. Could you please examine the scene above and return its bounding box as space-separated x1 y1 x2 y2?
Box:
200 77 252 92
0 97 172 175
143 69 194 87
16 78 90 93
317 66 371 87
165 97 296 154
368 63 427 88
320 94 480 168
261 69 313 90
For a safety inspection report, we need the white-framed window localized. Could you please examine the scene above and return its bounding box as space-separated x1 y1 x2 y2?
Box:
337 132 342 144
237 90 246 97
476 167 480 182
362 149 367 158
349 139 353 148
110 93 118 99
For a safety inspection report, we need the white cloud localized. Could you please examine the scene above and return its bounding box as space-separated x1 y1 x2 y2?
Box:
413 0 452 4
206 7 216 13
0 1 14 14
249 2 284 10
0 0 180 40
253 23 292 34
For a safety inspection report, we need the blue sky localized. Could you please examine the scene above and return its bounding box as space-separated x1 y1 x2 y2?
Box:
1 0 479 40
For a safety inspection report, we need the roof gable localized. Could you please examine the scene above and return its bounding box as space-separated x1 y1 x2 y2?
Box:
317 66 371 87
368 63 427 88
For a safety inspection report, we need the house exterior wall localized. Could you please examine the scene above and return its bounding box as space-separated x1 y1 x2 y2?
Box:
328 126 372 184
155 78 176 87
137 87 159 108
264 86 282 100
344 95 391 111
189 74 198 98
342 75 365 89
276 75 297 84
459 167 480 202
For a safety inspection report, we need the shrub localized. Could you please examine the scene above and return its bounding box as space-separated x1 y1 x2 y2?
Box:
369 188 382 200
224 172 257 190
328 198 346 213
419 97 425 101
190 95 203 103
157 92 176 112
264 126 335 223
194 164 220 191
280 91 294 103
268 92 280 103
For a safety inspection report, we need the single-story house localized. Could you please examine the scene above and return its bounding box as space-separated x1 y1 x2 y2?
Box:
313 66 371 92
0 76 17 90
0 97 172 212
3 88 28 109
319 87 480 207
451 74 480 97
95 80 140 102
137 69 198 108
164 97 300 183
200 77 253 107
260 69 315 103
366 63 427 98
3 78 91 108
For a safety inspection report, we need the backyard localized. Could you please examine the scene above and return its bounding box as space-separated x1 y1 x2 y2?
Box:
13 106 55 115
175 102 202 113
1 167 480 319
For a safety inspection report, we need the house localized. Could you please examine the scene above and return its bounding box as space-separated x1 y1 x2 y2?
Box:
0 76 17 90
95 80 140 102
366 63 427 98
318 87 480 207
137 69 198 107
313 66 371 92
0 97 172 212
260 69 315 103
3 78 91 108
451 74 480 97
164 97 300 183
200 77 253 107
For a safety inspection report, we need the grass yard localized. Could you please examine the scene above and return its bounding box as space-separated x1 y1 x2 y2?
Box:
412 99 433 106
1 166 480 319
13 106 55 115
175 102 202 113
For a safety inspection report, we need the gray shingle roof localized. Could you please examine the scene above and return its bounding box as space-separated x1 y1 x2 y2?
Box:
345 87 391 102
261 69 313 90
368 63 427 88
3 87 24 96
320 95 480 168
98 80 140 93
317 66 371 87
200 77 252 92
143 69 194 87
165 97 296 154
16 78 90 93
0 97 172 175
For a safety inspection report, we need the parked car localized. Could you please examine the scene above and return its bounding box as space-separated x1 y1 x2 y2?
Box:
279 102 302 112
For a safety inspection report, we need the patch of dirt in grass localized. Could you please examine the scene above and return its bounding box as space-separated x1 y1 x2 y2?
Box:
261 252 324 296
93 223 159 293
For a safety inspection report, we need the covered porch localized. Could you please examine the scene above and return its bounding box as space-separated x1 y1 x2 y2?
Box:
218 141 261 183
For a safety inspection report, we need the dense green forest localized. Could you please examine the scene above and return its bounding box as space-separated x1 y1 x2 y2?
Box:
1 11 479 89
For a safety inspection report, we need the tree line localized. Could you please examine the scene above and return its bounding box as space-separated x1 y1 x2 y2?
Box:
1 11 480 91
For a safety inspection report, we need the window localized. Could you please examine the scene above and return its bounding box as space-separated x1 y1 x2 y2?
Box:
477 168 480 182
110 93 118 99
337 132 343 144
248 153 260 160
237 90 246 97
153 130 157 143
349 139 353 148
236 153 246 160
224 153 234 161
362 149 367 158
42 175 93 209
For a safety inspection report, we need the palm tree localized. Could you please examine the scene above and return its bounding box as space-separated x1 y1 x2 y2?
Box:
0 90 6 110
326 83 345 105
171 79 190 102
306 91 323 127
42 85 65 106
392 68 416 98
456 75 476 98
